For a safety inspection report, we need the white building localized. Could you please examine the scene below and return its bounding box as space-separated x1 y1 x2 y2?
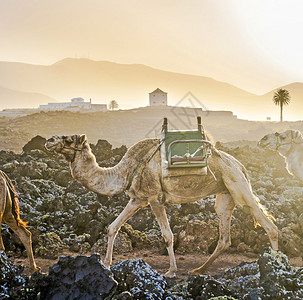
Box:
149 88 167 106
39 97 92 111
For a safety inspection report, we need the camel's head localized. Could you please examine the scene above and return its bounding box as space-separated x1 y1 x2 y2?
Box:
258 130 303 153
45 134 87 161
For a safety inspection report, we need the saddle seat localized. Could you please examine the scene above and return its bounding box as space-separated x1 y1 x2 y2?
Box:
171 155 206 165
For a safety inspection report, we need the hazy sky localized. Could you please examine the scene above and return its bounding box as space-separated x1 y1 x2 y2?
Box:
1 0 303 94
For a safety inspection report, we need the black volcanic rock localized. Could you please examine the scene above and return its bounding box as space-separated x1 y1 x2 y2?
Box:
22 135 47 153
258 248 303 299
111 258 167 299
41 254 117 300
0 251 27 298
217 248 303 299
187 275 235 299
2 248 303 299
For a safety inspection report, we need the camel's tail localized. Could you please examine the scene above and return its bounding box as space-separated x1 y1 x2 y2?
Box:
0 171 28 227
253 195 276 228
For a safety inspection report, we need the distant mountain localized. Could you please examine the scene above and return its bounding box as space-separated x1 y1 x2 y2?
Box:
0 58 254 113
0 85 55 109
0 58 301 120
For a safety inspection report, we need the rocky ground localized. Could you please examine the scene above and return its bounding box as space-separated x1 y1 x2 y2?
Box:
1 135 303 298
3 248 303 299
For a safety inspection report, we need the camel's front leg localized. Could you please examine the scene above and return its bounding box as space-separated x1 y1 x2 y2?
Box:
190 193 235 275
104 198 147 268
149 198 177 278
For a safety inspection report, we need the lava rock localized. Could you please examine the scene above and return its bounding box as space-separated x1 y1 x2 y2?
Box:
92 232 133 255
187 275 235 299
217 247 303 299
22 135 47 153
176 219 218 254
41 253 117 300
111 258 167 299
34 232 66 259
121 223 152 249
258 248 303 299
0 251 47 299
54 169 73 187
0 251 27 299
217 260 260 298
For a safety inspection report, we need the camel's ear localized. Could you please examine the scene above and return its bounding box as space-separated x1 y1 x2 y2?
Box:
79 134 87 145
293 130 303 143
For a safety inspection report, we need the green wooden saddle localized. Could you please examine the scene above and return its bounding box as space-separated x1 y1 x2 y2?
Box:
162 117 212 169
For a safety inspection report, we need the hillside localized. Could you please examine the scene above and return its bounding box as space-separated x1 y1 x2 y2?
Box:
1 108 303 152
0 85 55 109
0 58 258 118
0 58 302 120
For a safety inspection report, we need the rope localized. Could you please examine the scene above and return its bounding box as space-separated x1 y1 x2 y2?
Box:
127 139 164 190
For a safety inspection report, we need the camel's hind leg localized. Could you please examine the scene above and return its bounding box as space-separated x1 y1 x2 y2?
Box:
0 176 38 271
223 168 278 250
3 215 38 271
190 193 235 275
0 180 6 251
0 223 4 251
0 215 5 251
104 198 148 268
149 198 177 278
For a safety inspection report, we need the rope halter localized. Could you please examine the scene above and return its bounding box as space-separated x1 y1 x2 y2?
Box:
61 135 82 163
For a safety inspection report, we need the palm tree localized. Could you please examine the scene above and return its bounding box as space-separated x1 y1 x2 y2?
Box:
273 88 290 122
108 100 119 110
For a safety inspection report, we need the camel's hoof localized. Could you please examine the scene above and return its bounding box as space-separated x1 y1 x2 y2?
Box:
164 270 176 278
32 266 41 272
189 268 203 275
103 262 111 269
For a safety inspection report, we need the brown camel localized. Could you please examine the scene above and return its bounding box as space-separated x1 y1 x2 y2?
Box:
0 170 39 271
45 134 278 277
259 130 303 180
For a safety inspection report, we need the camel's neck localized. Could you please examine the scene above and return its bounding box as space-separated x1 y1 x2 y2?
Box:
69 145 130 195
69 139 159 195
280 143 303 179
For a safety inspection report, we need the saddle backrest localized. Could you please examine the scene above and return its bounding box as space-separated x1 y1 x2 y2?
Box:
162 117 211 169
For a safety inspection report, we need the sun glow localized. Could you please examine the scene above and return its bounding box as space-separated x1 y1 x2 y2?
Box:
231 0 303 82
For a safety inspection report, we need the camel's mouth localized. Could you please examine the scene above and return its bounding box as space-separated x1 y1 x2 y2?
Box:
258 139 272 149
257 141 266 148
258 143 268 149
44 141 61 152
44 143 54 152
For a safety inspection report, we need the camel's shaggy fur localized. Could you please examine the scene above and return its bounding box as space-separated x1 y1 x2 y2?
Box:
259 130 303 180
46 134 278 277
0 171 39 271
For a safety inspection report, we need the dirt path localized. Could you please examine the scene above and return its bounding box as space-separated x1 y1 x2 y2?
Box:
12 250 303 278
